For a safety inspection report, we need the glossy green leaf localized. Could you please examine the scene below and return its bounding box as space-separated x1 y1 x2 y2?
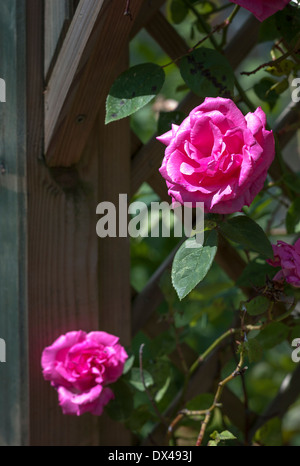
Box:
180 48 234 98
105 63 165 124
172 230 218 300
219 215 273 259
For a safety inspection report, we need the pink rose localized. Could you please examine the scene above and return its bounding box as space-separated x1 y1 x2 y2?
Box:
157 98 275 214
267 239 300 288
230 0 291 22
41 330 128 416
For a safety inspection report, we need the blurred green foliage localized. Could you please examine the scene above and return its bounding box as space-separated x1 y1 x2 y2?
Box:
106 0 300 447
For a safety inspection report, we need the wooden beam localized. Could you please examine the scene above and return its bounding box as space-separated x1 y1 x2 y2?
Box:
44 0 143 167
145 10 188 59
130 0 166 39
44 0 73 78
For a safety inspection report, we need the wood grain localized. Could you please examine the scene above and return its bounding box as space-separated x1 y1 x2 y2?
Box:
0 0 28 447
97 51 132 445
44 0 143 167
27 0 100 445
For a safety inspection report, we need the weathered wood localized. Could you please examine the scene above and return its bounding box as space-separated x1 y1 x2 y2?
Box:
44 0 72 78
44 0 143 168
97 51 132 445
130 0 166 39
27 0 100 446
0 0 28 447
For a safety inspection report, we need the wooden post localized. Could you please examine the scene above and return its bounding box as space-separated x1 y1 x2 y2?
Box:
0 0 28 447
27 0 101 446
97 52 132 446
0 0 133 446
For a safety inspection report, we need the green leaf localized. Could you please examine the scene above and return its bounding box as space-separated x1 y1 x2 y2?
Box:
207 440 218 446
106 380 133 422
180 48 234 98
209 430 236 446
245 338 263 363
167 0 189 24
155 375 171 403
259 4 300 46
254 417 283 446
245 296 270 316
127 367 154 392
105 63 165 124
258 15 278 43
236 259 279 288
172 230 218 300
157 111 186 136
219 215 273 259
256 322 289 350
270 78 289 95
253 77 279 111
123 354 135 375
266 59 295 78
274 5 300 46
186 393 214 411
286 198 300 234
219 430 237 441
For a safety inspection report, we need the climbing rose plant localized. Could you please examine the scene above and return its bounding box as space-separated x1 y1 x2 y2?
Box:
103 0 300 447
41 0 300 448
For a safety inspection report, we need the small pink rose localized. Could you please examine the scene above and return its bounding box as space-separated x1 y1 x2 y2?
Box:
267 239 300 288
41 330 128 416
157 97 275 215
230 0 291 22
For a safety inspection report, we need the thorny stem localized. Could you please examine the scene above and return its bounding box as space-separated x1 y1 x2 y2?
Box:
190 351 246 446
124 0 132 20
167 298 296 444
161 21 227 69
220 5 240 48
241 37 300 76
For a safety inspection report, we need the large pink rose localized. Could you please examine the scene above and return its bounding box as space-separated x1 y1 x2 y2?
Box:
157 98 275 214
41 330 128 416
267 239 300 288
230 0 291 22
